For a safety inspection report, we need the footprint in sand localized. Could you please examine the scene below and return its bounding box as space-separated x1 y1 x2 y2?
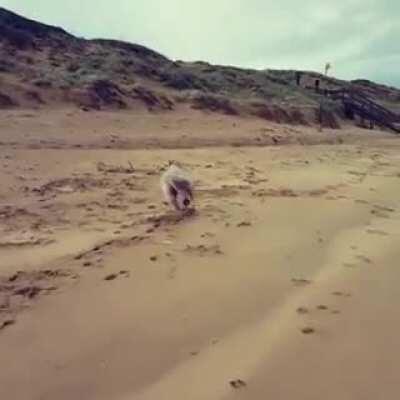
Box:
301 327 315 335
83 261 93 267
104 273 118 281
296 307 309 314
355 199 369 205
95 258 104 267
356 255 373 264
200 232 216 239
370 209 390 219
366 229 389 236
332 291 352 297
291 278 312 287
230 379 247 389
104 270 129 281
343 262 357 268
167 266 177 280
237 221 252 227
374 205 395 213
0 319 16 331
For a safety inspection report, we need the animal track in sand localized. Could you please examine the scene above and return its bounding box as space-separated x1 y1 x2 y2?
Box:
0 231 55 247
370 205 395 219
297 304 331 329
252 187 331 199
183 244 223 257
145 209 196 228
0 269 77 331
74 235 148 262
252 188 298 198
31 176 110 196
373 205 395 213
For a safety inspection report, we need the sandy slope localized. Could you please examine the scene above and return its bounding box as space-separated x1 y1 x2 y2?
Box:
0 107 393 149
0 110 400 400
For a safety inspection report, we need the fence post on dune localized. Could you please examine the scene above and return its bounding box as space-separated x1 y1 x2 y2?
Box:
318 102 323 131
295 71 301 86
315 79 320 93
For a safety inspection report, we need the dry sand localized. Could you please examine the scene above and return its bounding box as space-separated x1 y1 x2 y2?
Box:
1 109 400 400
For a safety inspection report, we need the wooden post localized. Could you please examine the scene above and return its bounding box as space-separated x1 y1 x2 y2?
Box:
315 79 320 93
318 103 323 131
295 71 301 86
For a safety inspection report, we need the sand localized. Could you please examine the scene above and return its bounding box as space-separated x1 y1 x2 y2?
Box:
1 108 400 400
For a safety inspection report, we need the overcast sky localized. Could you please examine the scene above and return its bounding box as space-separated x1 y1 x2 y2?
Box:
2 0 400 87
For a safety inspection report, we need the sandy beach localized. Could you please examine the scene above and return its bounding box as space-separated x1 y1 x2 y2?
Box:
1 108 400 399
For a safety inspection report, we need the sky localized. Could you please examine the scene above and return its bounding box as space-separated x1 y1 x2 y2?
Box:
2 0 400 87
